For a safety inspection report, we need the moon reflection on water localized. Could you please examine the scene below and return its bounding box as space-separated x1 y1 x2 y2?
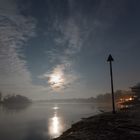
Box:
48 106 64 138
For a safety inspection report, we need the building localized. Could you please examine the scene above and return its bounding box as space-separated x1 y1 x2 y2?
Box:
131 83 140 100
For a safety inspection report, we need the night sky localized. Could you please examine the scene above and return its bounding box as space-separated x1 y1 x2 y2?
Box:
0 0 140 99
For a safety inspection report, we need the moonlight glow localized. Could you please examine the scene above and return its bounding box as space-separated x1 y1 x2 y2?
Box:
48 67 65 89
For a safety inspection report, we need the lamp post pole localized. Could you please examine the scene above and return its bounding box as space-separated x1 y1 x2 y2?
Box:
107 54 116 114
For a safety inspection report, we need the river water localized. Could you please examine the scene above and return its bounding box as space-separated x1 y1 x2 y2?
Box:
0 102 102 140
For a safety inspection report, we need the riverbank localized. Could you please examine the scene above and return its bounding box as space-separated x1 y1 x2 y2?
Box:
54 105 140 140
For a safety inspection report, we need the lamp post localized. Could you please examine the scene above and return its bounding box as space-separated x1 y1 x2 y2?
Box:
107 54 116 114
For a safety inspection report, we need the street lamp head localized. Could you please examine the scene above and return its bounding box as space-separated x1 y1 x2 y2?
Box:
107 54 114 62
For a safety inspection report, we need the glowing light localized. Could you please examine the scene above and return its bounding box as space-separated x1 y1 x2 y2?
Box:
53 106 59 110
50 74 63 84
49 113 64 138
48 69 65 89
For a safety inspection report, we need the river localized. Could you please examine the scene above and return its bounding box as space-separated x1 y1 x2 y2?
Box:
0 102 103 140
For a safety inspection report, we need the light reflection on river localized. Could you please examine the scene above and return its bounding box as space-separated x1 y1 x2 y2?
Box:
0 103 100 140
49 106 64 138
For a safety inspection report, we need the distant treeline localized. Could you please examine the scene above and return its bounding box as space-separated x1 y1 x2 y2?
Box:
0 92 31 104
96 90 133 103
37 90 133 103
96 83 140 104
0 83 139 104
38 89 138 103
38 97 96 103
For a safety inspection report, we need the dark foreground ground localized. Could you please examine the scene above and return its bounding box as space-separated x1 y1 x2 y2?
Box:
54 105 140 140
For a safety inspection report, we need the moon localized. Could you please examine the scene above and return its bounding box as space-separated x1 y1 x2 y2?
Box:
49 72 64 89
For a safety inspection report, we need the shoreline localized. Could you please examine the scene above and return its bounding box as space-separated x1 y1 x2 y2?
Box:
54 105 140 140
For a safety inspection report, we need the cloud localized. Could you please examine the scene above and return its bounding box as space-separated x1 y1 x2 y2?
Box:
0 0 18 16
0 0 46 97
42 15 83 91
41 0 128 93
39 64 78 91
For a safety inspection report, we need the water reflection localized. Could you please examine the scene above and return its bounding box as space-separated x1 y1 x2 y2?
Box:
1 103 31 113
0 103 99 140
24 120 47 140
49 106 64 138
53 106 59 110
119 104 133 110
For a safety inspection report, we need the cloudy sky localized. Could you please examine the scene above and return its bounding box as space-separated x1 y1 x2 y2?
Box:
0 0 140 99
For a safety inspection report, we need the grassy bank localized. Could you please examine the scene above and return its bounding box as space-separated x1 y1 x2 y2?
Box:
54 105 140 140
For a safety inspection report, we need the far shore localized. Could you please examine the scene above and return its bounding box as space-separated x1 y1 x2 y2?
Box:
54 105 140 140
